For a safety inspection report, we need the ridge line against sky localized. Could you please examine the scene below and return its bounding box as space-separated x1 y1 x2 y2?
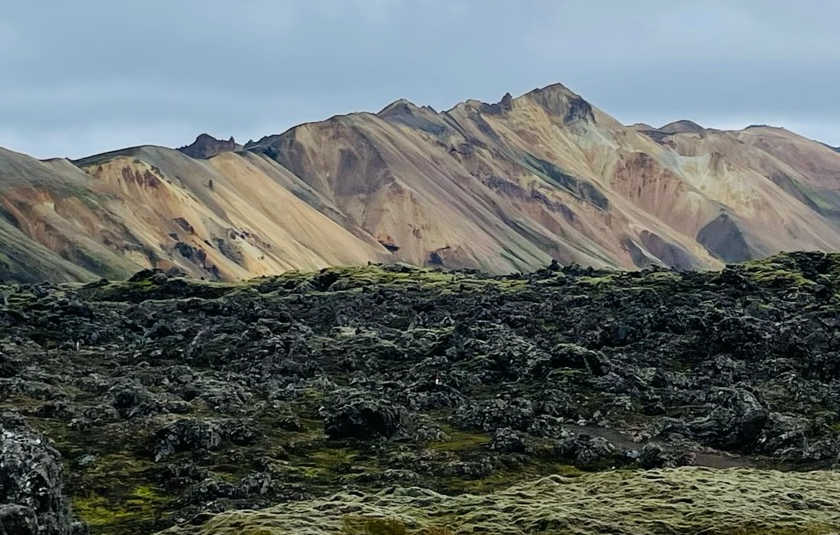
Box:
1 0 838 159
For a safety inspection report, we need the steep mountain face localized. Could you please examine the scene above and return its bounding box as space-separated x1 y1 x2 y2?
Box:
2 83 840 282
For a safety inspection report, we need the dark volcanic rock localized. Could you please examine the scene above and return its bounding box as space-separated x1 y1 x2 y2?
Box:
638 442 695 469
553 434 617 467
454 397 535 432
177 134 239 159
489 427 526 453
109 380 157 418
533 343 606 376
153 419 223 461
687 387 768 450
0 252 839 532
0 353 19 378
0 415 77 535
324 398 406 439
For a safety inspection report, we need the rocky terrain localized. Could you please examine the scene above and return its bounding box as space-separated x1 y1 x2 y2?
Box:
3 83 840 281
1 252 840 534
176 135 241 160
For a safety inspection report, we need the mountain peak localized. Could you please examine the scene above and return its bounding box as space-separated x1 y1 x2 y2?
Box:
177 133 240 159
377 98 421 117
376 98 447 135
528 81 575 96
659 120 705 134
523 82 594 124
499 92 513 111
743 124 794 135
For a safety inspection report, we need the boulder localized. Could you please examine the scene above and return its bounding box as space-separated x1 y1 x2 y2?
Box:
0 353 18 378
548 343 606 376
688 388 768 450
108 380 157 418
453 397 535 432
554 433 617 467
153 419 222 461
324 398 405 439
0 415 76 535
490 427 526 453
638 442 695 469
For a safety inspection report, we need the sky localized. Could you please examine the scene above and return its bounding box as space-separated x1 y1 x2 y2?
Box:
1 1 839 159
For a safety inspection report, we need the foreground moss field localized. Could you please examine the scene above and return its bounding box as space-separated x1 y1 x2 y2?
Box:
2 253 840 534
161 468 840 535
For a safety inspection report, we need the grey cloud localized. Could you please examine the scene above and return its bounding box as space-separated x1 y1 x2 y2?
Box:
1 0 839 159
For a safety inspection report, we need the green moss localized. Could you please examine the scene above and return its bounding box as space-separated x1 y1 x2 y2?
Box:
73 495 126 526
427 429 489 452
746 268 814 288
33 424 176 535
739 253 840 288
78 277 245 302
0 396 46 413
418 528 455 535
309 447 356 467
74 484 170 532
173 467 840 535
723 525 838 535
577 274 617 286
72 263 530 305
283 446 367 483
342 516 407 535
261 265 525 296
127 485 155 498
642 271 682 283
442 463 583 494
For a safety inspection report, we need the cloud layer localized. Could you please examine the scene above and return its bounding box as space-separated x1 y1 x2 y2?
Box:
2 1 838 158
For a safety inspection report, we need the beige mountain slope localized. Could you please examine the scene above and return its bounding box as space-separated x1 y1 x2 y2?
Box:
2 83 840 281
0 144 386 281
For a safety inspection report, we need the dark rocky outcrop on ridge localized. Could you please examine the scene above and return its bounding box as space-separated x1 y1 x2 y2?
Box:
176 134 239 159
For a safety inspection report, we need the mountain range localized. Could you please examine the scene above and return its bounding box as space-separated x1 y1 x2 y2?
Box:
2 82 840 282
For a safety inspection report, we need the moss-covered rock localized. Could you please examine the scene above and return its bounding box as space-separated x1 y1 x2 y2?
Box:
2 253 840 534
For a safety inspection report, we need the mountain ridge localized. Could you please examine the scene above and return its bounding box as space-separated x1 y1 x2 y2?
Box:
2 81 840 282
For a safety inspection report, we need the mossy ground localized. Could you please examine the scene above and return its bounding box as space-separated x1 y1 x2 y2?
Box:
156 468 840 535
6 252 840 534
73 485 170 531
27 417 176 534
427 428 490 452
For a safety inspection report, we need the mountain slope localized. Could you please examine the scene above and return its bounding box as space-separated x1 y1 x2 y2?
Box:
0 145 387 282
2 83 840 281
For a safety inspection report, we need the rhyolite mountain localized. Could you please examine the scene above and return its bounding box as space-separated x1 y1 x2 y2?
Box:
3 82 840 282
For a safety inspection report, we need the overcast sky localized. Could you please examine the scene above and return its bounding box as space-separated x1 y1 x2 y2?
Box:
1 1 838 159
